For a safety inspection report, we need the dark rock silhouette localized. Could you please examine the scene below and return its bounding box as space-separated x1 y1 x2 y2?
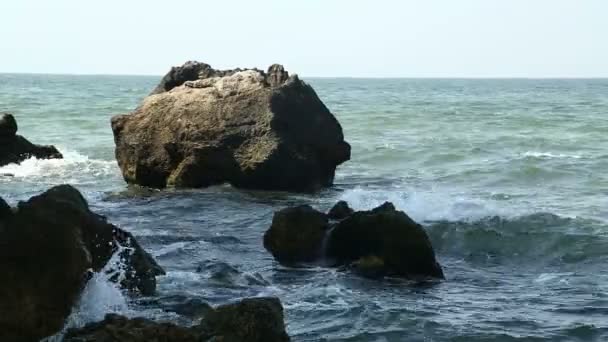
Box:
0 113 63 166
65 297 291 342
264 201 444 280
0 185 164 341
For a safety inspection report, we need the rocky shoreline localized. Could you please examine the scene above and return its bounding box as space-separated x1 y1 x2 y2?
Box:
0 62 445 341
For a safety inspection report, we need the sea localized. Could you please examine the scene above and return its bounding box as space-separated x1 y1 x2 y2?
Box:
1 74 608 341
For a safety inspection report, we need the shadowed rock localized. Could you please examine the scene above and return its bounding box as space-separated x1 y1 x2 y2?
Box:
264 205 330 263
264 201 444 280
0 185 164 341
64 297 291 342
327 200 354 220
112 62 350 192
0 113 63 166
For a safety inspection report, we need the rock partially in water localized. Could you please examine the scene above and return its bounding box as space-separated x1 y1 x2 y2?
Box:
0 196 11 219
64 314 200 342
0 113 63 167
0 185 164 341
351 255 387 279
264 205 329 263
264 201 444 280
64 297 291 342
327 202 444 279
112 62 350 192
327 200 354 220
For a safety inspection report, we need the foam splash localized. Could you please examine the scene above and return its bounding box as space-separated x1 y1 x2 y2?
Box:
44 245 133 341
0 148 119 183
338 187 519 223
522 151 583 160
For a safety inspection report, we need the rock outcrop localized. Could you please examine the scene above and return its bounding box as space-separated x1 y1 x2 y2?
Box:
112 62 350 192
64 297 291 342
0 113 63 166
0 185 164 341
264 205 329 263
264 201 444 280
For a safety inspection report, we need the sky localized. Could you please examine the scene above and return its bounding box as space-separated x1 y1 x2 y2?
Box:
0 0 606 77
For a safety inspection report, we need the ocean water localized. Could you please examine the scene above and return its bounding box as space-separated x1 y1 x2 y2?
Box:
2 74 608 341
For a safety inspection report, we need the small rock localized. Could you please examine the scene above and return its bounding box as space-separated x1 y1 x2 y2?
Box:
327 200 354 220
0 113 63 166
263 205 329 263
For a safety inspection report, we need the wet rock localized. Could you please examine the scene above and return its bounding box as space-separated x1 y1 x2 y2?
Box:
327 202 444 279
0 185 164 341
64 297 291 342
265 201 444 280
351 255 387 279
0 196 11 219
0 113 63 166
198 297 290 342
64 314 200 342
327 200 354 220
263 205 329 263
112 62 350 192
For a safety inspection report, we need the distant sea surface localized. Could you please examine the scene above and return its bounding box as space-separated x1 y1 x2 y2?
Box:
2 74 608 341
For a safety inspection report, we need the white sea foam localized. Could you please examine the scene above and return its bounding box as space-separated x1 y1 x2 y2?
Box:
522 151 583 160
44 245 133 341
0 148 119 183
338 187 519 223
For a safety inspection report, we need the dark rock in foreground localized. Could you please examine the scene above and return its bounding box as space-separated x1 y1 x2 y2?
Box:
112 62 350 192
0 185 164 341
0 113 63 166
264 201 444 280
327 200 354 220
65 297 290 342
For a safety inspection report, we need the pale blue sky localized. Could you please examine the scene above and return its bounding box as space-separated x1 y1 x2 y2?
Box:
1 0 606 77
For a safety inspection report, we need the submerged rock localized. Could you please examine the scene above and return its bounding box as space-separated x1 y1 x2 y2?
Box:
64 297 291 342
0 113 63 166
112 62 350 192
0 185 164 341
264 201 444 280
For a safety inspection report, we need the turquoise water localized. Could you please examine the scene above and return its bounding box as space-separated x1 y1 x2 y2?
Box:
2 74 608 341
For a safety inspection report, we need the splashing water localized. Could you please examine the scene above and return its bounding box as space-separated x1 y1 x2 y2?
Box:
44 244 134 341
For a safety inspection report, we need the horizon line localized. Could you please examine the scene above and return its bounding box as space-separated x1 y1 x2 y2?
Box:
1 71 608 80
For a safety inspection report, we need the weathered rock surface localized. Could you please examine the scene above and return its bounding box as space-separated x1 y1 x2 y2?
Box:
112 62 350 192
0 113 63 166
0 185 164 341
264 201 444 280
64 297 291 342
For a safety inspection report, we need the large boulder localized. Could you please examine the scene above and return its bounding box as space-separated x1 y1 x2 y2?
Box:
264 201 444 280
112 62 350 192
64 297 291 342
0 185 164 341
0 113 63 166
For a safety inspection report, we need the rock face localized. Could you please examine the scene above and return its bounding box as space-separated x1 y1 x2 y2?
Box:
0 113 63 166
264 201 444 280
327 202 444 279
0 185 164 341
112 62 350 192
64 297 291 342
327 200 354 220
264 205 329 262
